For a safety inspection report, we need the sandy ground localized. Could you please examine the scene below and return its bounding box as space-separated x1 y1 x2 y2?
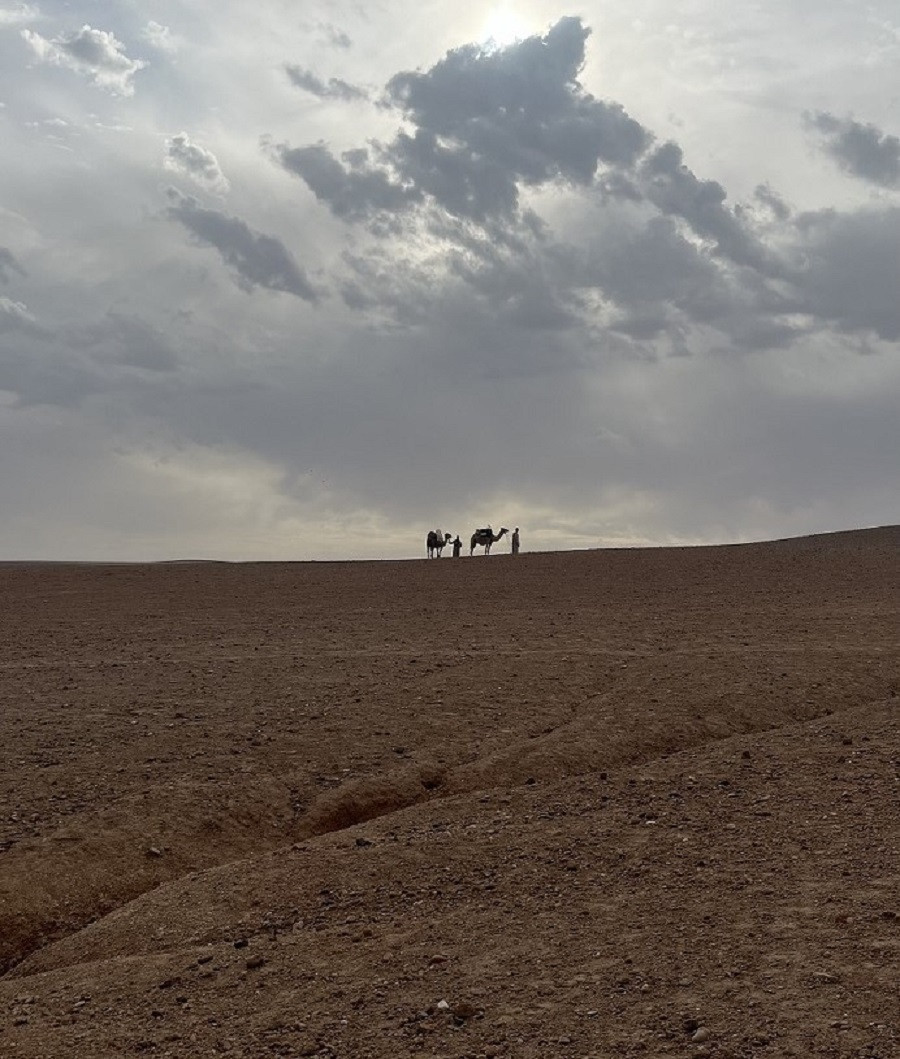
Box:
0 527 897 1058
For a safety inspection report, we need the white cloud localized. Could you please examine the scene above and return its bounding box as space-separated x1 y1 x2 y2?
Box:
142 20 177 54
0 3 38 26
0 295 38 332
21 24 146 96
164 132 230 194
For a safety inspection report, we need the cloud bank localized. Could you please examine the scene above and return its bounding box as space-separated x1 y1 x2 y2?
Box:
0 4 897 560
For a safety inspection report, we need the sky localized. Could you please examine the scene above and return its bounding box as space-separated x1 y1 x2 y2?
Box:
1 0 898 560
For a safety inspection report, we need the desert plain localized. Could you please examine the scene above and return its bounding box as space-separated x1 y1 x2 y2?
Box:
0 527 898 1058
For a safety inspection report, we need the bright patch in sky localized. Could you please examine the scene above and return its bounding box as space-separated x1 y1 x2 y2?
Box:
480 6 530 47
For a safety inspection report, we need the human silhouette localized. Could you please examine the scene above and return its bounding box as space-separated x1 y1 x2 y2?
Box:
511 527 520 555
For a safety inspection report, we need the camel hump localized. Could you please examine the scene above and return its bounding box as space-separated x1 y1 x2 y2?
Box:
475 526 492 536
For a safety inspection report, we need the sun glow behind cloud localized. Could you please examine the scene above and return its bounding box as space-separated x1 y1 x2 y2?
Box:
479 6 531 48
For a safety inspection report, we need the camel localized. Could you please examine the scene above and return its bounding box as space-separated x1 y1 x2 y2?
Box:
427 529 452 558
470 526 508 555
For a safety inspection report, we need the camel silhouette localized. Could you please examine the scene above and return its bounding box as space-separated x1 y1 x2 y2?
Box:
470 526 508 555
426 530 452 558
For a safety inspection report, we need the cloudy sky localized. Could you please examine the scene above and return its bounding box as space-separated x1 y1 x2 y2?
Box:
1 0 898 560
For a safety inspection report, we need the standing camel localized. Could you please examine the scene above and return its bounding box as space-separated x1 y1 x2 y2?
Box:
427 529 452 558
470 526 509 555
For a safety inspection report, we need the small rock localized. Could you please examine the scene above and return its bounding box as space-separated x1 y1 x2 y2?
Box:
246 955 266 970
146 846 162 858
691 1027 710 1043
436 999 451 1011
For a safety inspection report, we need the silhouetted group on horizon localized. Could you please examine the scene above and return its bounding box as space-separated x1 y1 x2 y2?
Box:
426 526 520 558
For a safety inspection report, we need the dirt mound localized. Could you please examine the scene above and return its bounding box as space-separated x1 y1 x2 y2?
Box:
0 775 296 974
297 762 445 837
5 699 898 1057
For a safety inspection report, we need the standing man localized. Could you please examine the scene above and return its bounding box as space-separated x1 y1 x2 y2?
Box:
511 527 520 555
452 535 462 558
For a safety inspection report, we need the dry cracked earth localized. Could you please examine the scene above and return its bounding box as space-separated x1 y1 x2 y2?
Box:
0 527 898 1058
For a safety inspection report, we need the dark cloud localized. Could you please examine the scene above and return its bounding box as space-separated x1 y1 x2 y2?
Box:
277 17 650 224
166 190 320 301
445 243 578 332
638 143 782 275
68 312 179 372
272 14 896 362
0 247 25 283
583 215 726 321
276 143 417 220
285 65 367 101
385 16 649 179
793 206 900 340
273 15 801 356
753 184 791 222
0 306 187 410
806 112 900 187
